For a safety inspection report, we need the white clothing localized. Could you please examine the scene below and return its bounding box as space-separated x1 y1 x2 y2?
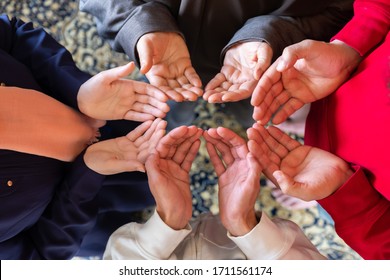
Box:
103 211 326 260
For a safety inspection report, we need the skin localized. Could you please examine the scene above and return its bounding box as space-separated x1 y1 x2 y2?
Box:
204 41 273 103
251 39 361 125
78 62 170 122
84 118 167 175
247 123 353 201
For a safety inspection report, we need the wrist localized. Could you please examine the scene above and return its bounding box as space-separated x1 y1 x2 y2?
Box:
224 211 258 237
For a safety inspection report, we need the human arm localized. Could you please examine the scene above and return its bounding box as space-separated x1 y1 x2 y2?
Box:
103 125 203 259
0 14 91 109
204 0 353 104
83 118 167 175
204 127 325 259
251 0 390 125
203 42 272 103
247 124 353 201
5 119 167 259
78 62 170 121
79 1 202 101
0 87 101 162
203 127 259 236
318 166 390 260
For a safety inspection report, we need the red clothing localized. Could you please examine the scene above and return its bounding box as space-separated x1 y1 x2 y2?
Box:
305 0 390 259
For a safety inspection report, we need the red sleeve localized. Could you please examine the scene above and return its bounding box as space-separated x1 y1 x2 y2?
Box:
331 0 390 56
318 166 390 259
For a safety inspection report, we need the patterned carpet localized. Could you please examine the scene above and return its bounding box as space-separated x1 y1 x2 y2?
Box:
1 0 361 260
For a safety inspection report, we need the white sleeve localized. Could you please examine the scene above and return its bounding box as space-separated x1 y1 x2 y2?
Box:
103 210 191 260
228 213 327 260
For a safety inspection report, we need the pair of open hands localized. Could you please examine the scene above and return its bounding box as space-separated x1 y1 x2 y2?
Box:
79 36 358 235
85 118 352 236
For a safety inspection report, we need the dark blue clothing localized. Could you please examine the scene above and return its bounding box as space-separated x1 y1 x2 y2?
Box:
0 15 154 259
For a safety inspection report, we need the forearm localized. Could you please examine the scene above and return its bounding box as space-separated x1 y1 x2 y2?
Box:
0 87 96 162
0 14 90 109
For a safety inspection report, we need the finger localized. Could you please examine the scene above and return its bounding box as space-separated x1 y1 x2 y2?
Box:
137 126 166 163
133 94 170 114
105 158 145 174
215 127 248 159
251 60 281 106
173 86 199 101
246 152 262 186
247 126 281 167
172 128 202 164
129 102 169 118
123 111 155 122
181 139 201 172
273 170 305 197
272 98 304 125
137 40 154 74
204 129 235 166
266 126 301 151
145 152 161 181
205 73 226 91
133 81 169 102
157 126 190 158
100 62 136 83
254 43 273 80
184 67 203 88
276 43 306 72
221 89 252 102
205 142 226 177
126 120 153 142
206 91 225 103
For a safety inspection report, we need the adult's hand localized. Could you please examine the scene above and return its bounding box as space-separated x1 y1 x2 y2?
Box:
204 41 272 103
251 39 361 125
145 126 203 230
204 127 261 236
137 32 203 102
78 62 170 121
247 124 353 201
84 118 167 175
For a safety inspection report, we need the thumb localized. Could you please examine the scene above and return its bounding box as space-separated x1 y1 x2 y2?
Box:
276 40 314 72
272 170 298 194
137 40 153 74
102 62 136 82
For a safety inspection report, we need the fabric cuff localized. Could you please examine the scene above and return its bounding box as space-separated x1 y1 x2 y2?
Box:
136 210 191 259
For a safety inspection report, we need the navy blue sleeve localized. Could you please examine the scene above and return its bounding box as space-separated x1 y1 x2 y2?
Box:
0 14 91 109
25 153 105 259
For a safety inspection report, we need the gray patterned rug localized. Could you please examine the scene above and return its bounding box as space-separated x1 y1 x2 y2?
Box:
1 0 361 260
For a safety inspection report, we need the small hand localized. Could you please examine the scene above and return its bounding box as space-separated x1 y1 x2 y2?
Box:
247 123 353 201
204 127 261 236
137 32 203 102
251 39 361 125
204 41 272 103
78 62 170 121
145 125 203 229
84 118 167 175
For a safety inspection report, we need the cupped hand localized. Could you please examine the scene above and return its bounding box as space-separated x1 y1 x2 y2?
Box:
78 62 170 122
247 123 353 201
84 118 167 175
145 125 203 229
137 32 203 102
251 39 361 125
204 41 272 103
204 127 261 236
